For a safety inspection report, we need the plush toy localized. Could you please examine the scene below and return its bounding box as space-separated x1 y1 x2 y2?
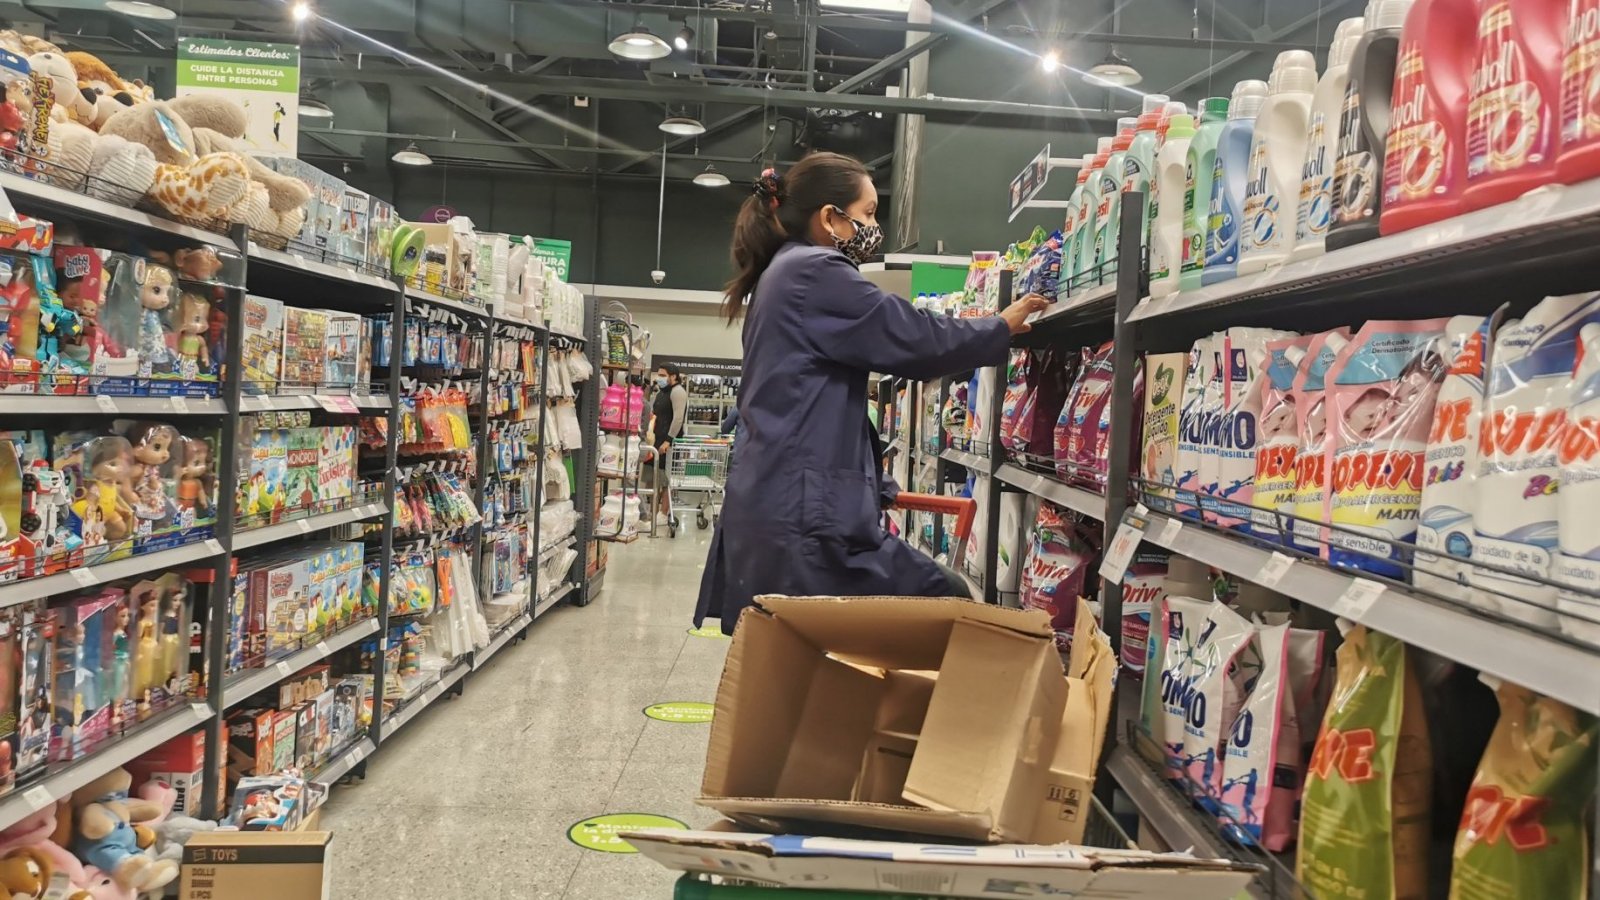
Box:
63 51 131 130
65 770 176 892
98 100 250 225
28 51 94 126
0 846 94 899
165 95 310 239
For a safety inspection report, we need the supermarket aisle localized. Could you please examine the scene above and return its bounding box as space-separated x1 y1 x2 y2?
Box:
321 529 725 899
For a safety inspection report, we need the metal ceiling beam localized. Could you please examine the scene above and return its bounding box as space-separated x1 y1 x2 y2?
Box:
1162 0 1362 96
828 0 1013 96
313 126 794 166
425 86 574 170
492 55 571 126
605 105 767 174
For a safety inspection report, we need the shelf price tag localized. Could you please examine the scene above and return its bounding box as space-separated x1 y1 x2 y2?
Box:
296 519 313 534
204 539 223 555
275 660 292 677
315 641 330 657
170 396 190 414
22 785 53 812
1151 516 1184 545
1257 552 1296 589
1333 578 1386 621
69 567 97 587
1099 512 1148 585
191 702 211 718
95 395 118 413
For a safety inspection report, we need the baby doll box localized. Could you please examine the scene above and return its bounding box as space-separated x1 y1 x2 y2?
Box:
700 595 1115 845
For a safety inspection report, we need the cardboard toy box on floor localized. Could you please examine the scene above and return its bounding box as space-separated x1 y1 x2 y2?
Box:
179 831 332 900
698 594 1116 846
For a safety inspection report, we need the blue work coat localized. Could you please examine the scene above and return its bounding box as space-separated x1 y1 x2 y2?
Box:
694 242 1010 634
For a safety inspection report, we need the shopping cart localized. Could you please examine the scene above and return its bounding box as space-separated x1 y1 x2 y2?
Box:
665 435 730 537
891 492 976 566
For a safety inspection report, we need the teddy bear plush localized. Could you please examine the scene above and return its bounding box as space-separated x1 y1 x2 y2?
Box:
98 99 251 225
65 770 177 892
65 51 134 131
166 95 310 239
0 846 95 899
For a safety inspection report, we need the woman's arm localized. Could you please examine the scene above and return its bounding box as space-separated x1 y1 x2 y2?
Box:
800 254 1010 380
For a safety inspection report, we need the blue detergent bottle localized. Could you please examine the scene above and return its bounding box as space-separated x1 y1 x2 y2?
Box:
1203 79 1268 286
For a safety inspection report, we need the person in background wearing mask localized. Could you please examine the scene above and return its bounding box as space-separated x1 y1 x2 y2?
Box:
645 362 688 528
694 152 1048 634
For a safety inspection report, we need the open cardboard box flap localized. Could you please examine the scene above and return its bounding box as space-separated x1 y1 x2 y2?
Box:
702 594 1116 844
620 828 1262 900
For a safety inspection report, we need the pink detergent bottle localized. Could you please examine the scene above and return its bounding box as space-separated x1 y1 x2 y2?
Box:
1557 0 1600 182
1462 0 1566 209
1379 0 1481 234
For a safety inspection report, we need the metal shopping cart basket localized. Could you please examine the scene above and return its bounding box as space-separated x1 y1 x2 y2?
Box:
665 435 730 536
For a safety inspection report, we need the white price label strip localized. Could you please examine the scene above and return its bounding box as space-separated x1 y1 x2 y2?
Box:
22 785 53 812
1333 578 1386 620
191 702 210 717
1098 518 1146 585
297 519 313 534
1257 552 1296 589
1152 516 1184 545
275 660 292 677
171 396 189 414
69 567 97 587
315 642 331 657
205 539 223 554
95 395 118 413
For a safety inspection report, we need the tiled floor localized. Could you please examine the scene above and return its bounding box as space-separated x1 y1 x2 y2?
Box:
322 526 724 898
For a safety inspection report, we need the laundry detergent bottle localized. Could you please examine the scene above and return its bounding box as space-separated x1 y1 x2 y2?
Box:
1240 51 1320 274
1204 80 1268 285
1123 94 1170 251
1151 114 1197 298
1328 0 1414 249
1461 0 1565 209
1072 137 1114 291
1558 0 1600 181
1062 155 1094 294
1180 97 1230 290
1293 17 1366 262
1379 0 1480 235
1091 118 1138 284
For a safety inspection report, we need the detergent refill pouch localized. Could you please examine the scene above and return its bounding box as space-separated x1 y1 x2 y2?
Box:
1471 294 1600 628
1057 343 1115 484
1557 322 1600 645
1120 548 1171 673
1325 319 1451 577
1449 681 1597 900
1142 556 1214 738
1219 620 1291 846
1153 594 1217 783
1416 314 1496 604
1212 328 1299 533
1251 335 1318 541
998 349 1030 450
1019 502 1095 652
1142 352 1187 513
1299 625 1433 900
1180 601 1257 805
1176 335 1220 519
1292 330 1353 555
1197 341 1229 523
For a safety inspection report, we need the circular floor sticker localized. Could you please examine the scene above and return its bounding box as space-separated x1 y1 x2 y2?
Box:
687 625 728 639
567 813 688 854
643 701 714 723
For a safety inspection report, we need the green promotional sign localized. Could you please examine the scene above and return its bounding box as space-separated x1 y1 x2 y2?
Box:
175 38 301 156
644 701 714 723
687 625 728 639
567 813 687 853
529 237 573 282
909 261 969 297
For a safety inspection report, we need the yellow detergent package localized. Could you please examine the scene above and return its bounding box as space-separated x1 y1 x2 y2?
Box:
1449 682 1597 900
1298 626 1432 900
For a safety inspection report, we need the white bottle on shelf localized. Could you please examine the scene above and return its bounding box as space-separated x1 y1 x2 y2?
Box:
1150 114 1196 299
1238 50 1319 275
1291 17 1366 263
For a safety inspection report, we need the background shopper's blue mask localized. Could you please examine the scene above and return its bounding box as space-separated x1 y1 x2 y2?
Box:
654 376 668 388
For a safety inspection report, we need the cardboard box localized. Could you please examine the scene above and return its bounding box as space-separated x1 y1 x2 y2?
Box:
623 829 1260 900
699 596 1115 844
181 831 331 900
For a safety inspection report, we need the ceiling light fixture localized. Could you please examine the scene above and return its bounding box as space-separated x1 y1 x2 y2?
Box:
298 97 334 119
1085 47 1142 86
103 0 177 19
608 25 672 61
291 1 313 22
391 142 433 166
674 24 695 52
659 114 706 136
1041 49 1061 73
693 164 730 187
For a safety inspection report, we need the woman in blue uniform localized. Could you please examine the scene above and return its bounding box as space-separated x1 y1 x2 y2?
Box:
694 152 1047 634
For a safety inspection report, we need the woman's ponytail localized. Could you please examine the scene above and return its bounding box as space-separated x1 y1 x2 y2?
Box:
722 153 870 323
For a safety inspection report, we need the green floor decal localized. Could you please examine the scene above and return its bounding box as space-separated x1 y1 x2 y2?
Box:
567 813 688 854
687 625 728 639
644 701 714 723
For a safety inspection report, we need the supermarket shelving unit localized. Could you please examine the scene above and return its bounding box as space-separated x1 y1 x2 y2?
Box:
947 186 1600 898
0 170 591 828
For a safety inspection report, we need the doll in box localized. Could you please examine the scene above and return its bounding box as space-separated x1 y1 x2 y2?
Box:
102 593 133 733
127 582 158 718
91 255 154 394
65 436 134 545
133 264 173 380
174 436 213 527
55 246 113 383
171 292 210 383
159 577 188 698
122 423 175 529
16 608 51 779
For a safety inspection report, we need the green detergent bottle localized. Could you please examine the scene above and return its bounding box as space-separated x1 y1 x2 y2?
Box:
1178 96 1231 291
